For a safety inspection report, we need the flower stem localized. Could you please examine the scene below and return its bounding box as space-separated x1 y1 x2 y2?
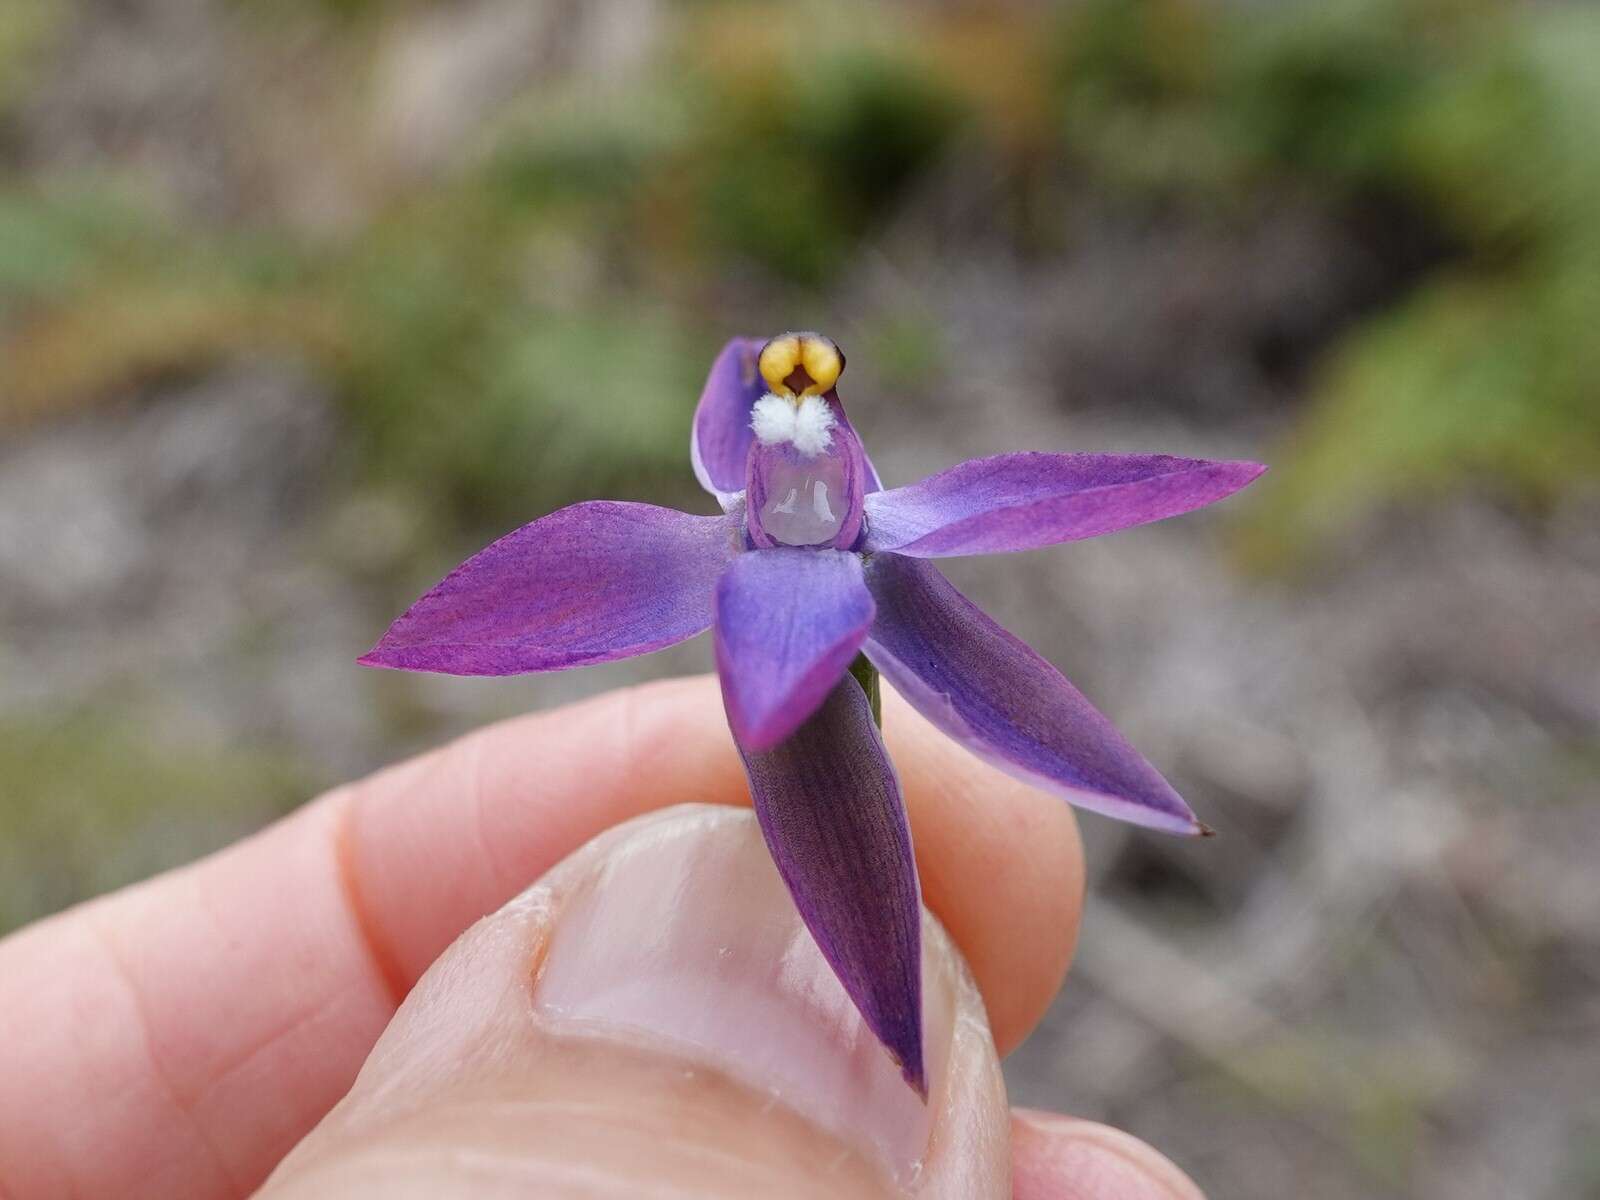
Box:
849 653 882 729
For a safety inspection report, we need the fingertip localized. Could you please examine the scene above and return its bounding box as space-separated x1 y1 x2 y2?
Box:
1011 1110 1205 1200
341 674 747 985
269 806 1012 1199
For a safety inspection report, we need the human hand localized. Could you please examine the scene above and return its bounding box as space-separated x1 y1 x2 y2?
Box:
0 677 1203 1198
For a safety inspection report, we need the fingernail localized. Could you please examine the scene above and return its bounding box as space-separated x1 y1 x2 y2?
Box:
1011 1111 1206 1200
532 805 955 1187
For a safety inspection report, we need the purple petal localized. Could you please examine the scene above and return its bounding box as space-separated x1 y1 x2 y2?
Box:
861 452 1266 557
361 501 739 675
732 674 926 1095
691 336 767 503
864 554 1202 834
715 548 875 751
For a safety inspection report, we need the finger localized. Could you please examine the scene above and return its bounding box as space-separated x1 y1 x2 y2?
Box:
262 806 1012 1199
345 674 1082 1052
0 675 1083 1199
1011 1110 1205 1200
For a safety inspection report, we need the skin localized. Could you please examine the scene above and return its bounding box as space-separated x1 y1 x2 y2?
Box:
0 675 1204 1198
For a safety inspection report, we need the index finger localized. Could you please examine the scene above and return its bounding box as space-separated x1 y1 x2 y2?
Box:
0 675 1084 1200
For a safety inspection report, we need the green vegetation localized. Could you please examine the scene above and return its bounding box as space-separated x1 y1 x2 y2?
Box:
1228 0 1600 564
0 10 966 527
2 0 1596 549
0 5 64 115
687 46 965 283
0 713 311 930
1051 0 1600 565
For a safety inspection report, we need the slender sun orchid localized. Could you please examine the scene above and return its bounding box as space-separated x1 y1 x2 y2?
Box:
361 333 1265 1097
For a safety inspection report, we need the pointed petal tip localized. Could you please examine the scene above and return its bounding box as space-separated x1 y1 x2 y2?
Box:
1083 781 1205 836
353 640 444 673
1073 786 1206 837
717 667 849 753
898 1049 929 1101
1197 457 1268 500
722 709 793 755
868 1012 926 1099
904 1069 929 1101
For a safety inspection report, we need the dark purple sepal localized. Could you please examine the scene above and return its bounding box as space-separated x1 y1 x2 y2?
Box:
359 501 740 675
863 554 1202 834
861 452 1266 557
714 548 875 751
731 674 927 1096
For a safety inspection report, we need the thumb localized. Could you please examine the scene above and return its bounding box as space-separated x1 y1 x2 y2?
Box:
259 804 1011 1199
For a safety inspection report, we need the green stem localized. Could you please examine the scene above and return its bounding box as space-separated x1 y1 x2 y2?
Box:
849 653 882 729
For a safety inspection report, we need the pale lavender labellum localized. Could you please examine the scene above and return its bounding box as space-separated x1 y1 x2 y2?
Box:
745 399 869 550
362 332 1266 1097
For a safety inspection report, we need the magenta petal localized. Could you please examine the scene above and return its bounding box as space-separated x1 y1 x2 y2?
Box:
360 502 739 675
864 554 1202 834
714 548 875 751
690 336 767 502
861 452 1266 556
733 674 926 1095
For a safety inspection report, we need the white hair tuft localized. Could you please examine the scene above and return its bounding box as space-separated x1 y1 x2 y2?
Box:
751 394 796 445
750 393 835 457
790 395 835 456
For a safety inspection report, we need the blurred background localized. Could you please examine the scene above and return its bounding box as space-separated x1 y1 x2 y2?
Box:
2 0 1597 1195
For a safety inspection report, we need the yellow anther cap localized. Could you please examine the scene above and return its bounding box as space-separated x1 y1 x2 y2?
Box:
758 332 844 398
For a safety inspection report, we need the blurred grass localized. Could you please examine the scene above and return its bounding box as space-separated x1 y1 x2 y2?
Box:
1 0 1597 546
1229 0 1600 565
0 713 311 930
0 6 967 526
0 6 64 115
683 42 966 284
1047 0 1600 567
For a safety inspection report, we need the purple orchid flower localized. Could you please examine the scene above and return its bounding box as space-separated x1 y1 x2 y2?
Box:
361 332 1265 1097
